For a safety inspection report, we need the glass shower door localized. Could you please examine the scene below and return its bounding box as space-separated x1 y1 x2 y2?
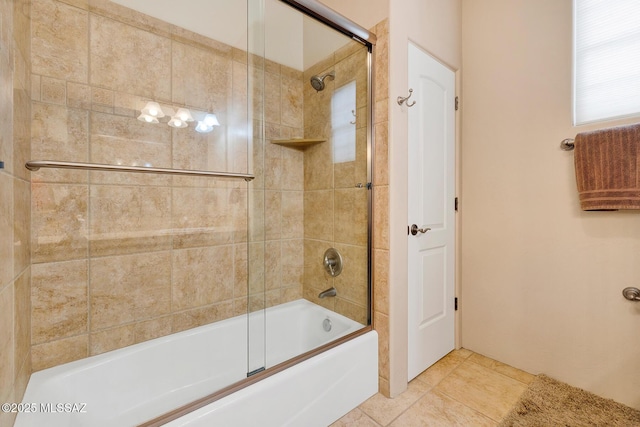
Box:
247 0 267 377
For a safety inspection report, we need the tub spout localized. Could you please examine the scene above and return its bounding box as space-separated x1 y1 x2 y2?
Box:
318 287 337 298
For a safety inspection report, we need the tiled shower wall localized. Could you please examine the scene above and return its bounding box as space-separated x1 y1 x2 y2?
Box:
29 0 305 371
249 59 306 312
302 41 370 324
371 19 391 397
0 0 32 426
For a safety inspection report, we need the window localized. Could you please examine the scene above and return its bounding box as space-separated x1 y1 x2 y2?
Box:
573 0 640 125
331 81 356 163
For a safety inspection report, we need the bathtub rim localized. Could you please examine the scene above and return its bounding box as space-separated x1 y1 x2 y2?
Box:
138 324 373 427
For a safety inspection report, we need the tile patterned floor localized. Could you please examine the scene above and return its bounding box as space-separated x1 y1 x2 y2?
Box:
331 349 535 427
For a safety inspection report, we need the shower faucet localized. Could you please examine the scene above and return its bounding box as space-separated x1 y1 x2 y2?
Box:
323 248 343 277
318 287 337 298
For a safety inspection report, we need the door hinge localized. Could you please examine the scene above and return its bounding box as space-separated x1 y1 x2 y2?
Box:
455 96 459 111
455 297 458 311
455 197 459 212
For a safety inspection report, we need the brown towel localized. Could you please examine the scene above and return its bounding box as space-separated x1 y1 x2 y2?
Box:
574 123 640 210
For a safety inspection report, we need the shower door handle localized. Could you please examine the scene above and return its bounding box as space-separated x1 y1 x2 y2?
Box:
410 224 431 235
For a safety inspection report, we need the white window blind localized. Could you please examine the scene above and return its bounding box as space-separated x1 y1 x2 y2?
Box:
574 0 640 125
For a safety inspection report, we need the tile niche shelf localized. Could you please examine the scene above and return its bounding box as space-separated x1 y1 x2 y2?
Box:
270 138 326 149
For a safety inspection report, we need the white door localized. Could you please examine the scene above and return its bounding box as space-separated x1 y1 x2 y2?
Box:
407 42 456 381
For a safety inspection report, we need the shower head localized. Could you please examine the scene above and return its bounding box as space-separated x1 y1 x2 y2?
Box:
310 71 335 92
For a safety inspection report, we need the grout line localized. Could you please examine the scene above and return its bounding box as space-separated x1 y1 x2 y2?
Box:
464 355 534 386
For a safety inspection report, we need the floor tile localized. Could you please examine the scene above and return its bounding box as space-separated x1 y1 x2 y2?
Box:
468 353 535 384
351 350 533 426
389 389 498 427
434 359 527 421
415 348 473 387
330 408 381 427
493 362 535 385
359 378 431 426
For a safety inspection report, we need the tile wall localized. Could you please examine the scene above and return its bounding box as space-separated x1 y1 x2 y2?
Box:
248 57 306 313
0 0 32 426
29 0 304 371
27 0 382 382
302 40 371 324
371 19 391 397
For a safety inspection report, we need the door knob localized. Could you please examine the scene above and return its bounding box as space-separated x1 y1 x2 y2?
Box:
410 224 431 235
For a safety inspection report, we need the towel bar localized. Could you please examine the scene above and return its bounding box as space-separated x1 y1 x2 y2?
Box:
560 138 575 151
622 287 640 301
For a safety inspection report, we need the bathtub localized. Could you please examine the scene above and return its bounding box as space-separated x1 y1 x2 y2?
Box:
16 299 378 427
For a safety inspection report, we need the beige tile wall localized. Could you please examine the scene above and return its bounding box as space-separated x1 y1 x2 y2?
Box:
0 0 31 426
248 56 305 312
29 0 304 371
28 0 377 377
371 19 391 397
302 40 371 325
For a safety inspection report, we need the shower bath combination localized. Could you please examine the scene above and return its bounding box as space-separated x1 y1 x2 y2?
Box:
17 0 376 426
310 70 335 91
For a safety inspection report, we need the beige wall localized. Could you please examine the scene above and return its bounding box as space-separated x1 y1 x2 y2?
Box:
461 0 640 409
0 1 32 426
315 0 388 30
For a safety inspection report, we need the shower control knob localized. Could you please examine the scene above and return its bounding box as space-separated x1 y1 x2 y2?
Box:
410 224 431 236
323 248 343 277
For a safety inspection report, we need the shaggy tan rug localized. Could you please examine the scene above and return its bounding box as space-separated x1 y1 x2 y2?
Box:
499 374 640 426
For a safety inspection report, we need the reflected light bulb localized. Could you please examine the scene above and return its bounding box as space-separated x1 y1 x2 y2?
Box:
168 117 188 128
141 101 165 118
195 121 213 133
203 113 220 127
137 113 159 124
176 108 194 122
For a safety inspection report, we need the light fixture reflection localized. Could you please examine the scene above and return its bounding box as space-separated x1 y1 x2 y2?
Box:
141 101 165 118
168 117 188 128
195 121 213 133
175 108 194 122
203 113 220 127
137 101 220 132
137 113 159 124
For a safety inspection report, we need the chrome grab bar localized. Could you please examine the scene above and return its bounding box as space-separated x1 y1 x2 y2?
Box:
25 160 255 181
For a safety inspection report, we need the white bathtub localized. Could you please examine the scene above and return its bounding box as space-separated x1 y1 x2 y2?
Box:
16 299 377 427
